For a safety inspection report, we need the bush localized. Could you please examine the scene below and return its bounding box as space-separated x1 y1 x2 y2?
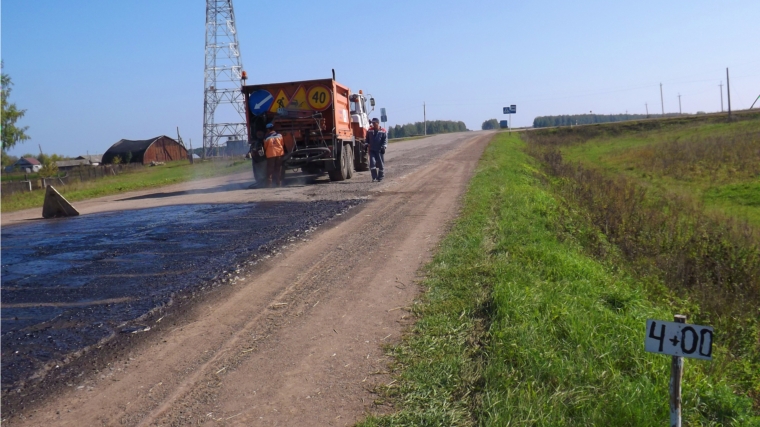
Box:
481 118 499 130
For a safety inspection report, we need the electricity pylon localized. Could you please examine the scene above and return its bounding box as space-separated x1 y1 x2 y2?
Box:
203 0 247 157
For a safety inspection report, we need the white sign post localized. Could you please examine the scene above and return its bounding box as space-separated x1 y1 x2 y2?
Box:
645 315 713 427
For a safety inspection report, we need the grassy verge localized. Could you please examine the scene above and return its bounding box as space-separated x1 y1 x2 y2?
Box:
1 159 250 213
556 111 760 228
359 133 757 426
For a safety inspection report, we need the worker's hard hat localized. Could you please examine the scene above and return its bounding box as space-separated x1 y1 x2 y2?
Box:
266 123 274 128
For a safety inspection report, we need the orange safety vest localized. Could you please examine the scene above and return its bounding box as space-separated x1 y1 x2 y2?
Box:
264 132 285 158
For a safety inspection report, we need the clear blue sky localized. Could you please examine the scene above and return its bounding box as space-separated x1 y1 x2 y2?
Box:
2 0 759 157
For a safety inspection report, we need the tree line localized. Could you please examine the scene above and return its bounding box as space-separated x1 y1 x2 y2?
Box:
533 113 691 128
387 120 468 139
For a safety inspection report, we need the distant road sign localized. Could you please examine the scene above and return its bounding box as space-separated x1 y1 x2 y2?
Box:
511 105 516 113
381 108 386 115
645 319 713 360
381 115 387 122
249 90 274 115
503 107 510 114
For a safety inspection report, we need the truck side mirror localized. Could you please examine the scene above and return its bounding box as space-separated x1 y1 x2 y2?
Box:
370 98 375 107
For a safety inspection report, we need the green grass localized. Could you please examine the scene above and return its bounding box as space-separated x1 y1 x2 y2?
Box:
1 159 250 212
557 113 760 228
359 133 758 426
2 171 40 182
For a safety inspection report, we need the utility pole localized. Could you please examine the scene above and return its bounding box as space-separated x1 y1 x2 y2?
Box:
660 83 665 115
719 81 724 112
678 94 682 115
645 103 649 118
423 102 426 136
726 68 732 120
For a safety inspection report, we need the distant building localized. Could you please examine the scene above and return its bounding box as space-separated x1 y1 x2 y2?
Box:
102 136 187 165
55 159 92 171
224 140 250 156
75 154 103 165
6 157 42 173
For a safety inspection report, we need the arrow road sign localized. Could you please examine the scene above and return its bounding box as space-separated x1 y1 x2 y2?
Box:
645 319 714 360
249 90 274 115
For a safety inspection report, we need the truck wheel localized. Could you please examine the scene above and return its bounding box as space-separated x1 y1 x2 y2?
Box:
355 143 369 172
346 145 354 179
328 144 348 182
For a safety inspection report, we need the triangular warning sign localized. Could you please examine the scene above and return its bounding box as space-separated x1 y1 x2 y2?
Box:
270 89 290 112
288 86 310 110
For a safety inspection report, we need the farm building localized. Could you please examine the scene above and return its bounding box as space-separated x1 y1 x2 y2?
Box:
102 136 187 165
55 159 91 171
75 154 103 165
5 157 42 173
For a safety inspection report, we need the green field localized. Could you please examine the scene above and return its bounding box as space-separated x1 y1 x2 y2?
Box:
546 112 760 227
360 127 759 425
1 159 250 213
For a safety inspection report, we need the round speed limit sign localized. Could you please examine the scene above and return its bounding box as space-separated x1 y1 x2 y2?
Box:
307 85 332 111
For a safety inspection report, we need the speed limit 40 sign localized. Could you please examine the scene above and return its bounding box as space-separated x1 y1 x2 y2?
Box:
645 319 713 360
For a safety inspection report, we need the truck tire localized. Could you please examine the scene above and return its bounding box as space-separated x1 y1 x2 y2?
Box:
345 145 354 179
328 143 348 182
355 142 369 172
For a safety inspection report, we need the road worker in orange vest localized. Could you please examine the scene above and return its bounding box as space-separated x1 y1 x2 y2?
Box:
263 123 285 187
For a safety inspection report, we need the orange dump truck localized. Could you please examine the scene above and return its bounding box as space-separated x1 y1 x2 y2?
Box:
242 72 375 182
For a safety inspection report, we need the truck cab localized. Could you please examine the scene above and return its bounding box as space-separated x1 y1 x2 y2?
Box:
349 91 373 140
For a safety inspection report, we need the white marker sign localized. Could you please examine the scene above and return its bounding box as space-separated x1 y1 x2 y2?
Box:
645 319 713 360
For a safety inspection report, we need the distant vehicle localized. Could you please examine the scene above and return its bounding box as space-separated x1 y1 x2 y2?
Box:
242 72 374 182
500 120 509 129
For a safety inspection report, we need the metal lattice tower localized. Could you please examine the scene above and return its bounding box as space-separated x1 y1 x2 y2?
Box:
203 0 246 157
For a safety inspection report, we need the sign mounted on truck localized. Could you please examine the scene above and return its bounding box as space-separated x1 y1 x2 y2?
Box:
307 85 332 110
270 89 290 113
249 90 274 115
290 86 310 110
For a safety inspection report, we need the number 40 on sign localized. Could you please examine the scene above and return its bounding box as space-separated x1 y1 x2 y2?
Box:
645 319 713 360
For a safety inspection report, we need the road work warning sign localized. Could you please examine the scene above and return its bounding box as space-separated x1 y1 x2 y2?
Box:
270 89 290 113
289 86 310 110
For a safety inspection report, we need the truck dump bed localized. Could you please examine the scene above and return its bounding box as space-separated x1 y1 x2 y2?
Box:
243 78 353 143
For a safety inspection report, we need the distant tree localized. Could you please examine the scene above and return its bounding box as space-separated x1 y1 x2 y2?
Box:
532 113 682 128
1 150 18 167
481 119 500 130
37 153 67 164
38 159 59 178
112 155 122 165
125 151 133 164
1 63 30 150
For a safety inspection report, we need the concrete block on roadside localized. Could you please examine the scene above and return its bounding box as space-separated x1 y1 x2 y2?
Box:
42 185 80 219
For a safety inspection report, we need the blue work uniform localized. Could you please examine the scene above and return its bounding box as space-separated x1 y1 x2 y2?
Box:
366 127 387 181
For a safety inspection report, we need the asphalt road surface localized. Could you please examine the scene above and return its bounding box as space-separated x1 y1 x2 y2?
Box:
1 131 493 426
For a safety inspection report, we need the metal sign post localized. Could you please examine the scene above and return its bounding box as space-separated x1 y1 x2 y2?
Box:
503 105 517 133
645 316 713 427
